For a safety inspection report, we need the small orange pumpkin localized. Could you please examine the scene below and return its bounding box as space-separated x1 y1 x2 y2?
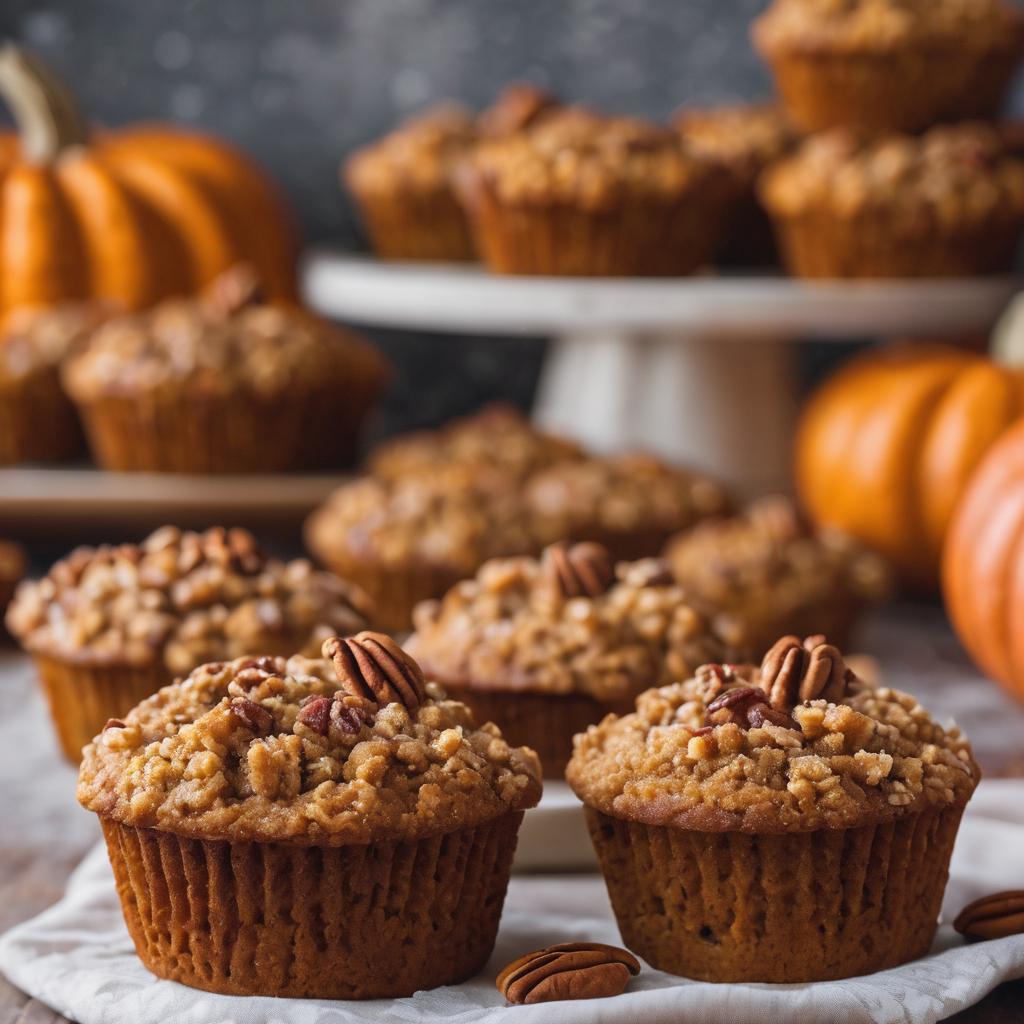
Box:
795 343 1024 588
943 418 1024 702
0 45 297 318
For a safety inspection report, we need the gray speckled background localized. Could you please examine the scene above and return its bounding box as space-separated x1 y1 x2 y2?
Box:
1 1 1021 435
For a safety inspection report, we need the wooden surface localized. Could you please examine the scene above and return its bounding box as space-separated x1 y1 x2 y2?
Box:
2 605 1024 1023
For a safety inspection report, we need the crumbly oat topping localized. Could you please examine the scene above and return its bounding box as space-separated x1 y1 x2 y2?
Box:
368 404 583 483
459 108 727 210
77 648 542 843
754 0 1022 53
6 526 371 672
61 267 387 402
407 547 733 703
0 306 99 385
760 124 1024 228
665 497 889 652
567 651 979 833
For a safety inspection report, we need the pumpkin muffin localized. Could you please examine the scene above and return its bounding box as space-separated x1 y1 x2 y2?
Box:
78 633 541 998
408 542 735 776
0 306 96 465
6 525 371 760
665 497 890 657
759 124 1024 278
344 104 478 262
568 635 979 982
455 108 734 276
525 452 730 562
753 0 1024 136
61 266 389 473
674 103 795 267
0 539 26 622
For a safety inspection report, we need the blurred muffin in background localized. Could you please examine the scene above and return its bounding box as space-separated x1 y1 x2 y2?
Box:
6 525 372 760
0 306 99 465
753 0 1024 136
477 82 561 137
0 539 26 621
62 266 389 473
455 108 735 276
759 124 1024 278
344 104 479 262
525 452 731 561
664 496 890 657
674 103 796 267
409 542 736 775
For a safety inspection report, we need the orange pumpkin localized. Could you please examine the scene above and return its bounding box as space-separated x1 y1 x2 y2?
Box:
943 418 1024 702
795 343 1024 588
0 45 297 318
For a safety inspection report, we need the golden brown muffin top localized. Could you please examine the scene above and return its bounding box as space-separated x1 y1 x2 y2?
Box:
345 103 477 193
760 124 1024 226
6 526 371 674
61 266 387 402
665 497 890 652
567 635 979 833
367 403 583 483
754 0 1023 53
525 452 730 546
674 103 796 187
77 637 542 844
0 305 101 385
408 543 733 703
458 107 727 210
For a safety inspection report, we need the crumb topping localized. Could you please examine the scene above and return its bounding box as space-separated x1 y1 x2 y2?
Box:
567 654 979 833
0 306 99 384
77 649 542 844
408 547 733 703
6 526 371 673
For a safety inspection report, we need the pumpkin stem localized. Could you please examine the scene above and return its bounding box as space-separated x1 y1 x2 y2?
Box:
0 45 89 162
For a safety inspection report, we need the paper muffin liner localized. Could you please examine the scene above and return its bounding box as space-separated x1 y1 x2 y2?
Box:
768 208 1022 279
0 368 82 465
33 655 169 762
101 811 524 999
75 386 375 474
347 179 476 262
459 190 727 277
584 803 965 983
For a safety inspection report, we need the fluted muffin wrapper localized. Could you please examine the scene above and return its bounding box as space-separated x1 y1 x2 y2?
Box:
74 385 376 473
584 803 965 983
33 656 170 762
0 368 82 465
101 811 523 999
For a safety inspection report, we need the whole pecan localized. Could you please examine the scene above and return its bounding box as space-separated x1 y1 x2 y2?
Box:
496 942 640 1005
760 634 848 711
229 697 274 735
323 631 427 709
954 891 1024 942
543 541 615 598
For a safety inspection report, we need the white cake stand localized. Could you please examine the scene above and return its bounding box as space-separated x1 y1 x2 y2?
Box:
303 250 1020 496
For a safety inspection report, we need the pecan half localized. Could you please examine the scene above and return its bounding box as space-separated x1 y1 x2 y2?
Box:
543 541 615 598
229 697 274 735
323 632 427 709
954 891 1024 942
704 685 794 730
496 942 640 1005
761 634 848 711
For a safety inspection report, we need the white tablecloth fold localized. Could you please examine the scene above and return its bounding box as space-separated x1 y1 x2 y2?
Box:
2 779 1024 1024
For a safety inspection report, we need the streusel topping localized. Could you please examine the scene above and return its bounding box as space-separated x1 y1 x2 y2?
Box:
0 305 99 384
77 646 542 844
408 545 733 703
760 125 1024 228
6 526 371 673
567 641 978 833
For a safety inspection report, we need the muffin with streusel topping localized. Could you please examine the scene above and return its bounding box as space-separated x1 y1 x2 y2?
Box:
6 525 371 760
753 0 1024 135
78 633 541 998
62 265 389 472
408 541 737 775
455 108 735 276
665 496 890 657
759 124 1024 278
568 634 979 982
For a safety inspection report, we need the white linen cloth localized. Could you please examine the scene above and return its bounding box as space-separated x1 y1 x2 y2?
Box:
2 779 1024 1024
